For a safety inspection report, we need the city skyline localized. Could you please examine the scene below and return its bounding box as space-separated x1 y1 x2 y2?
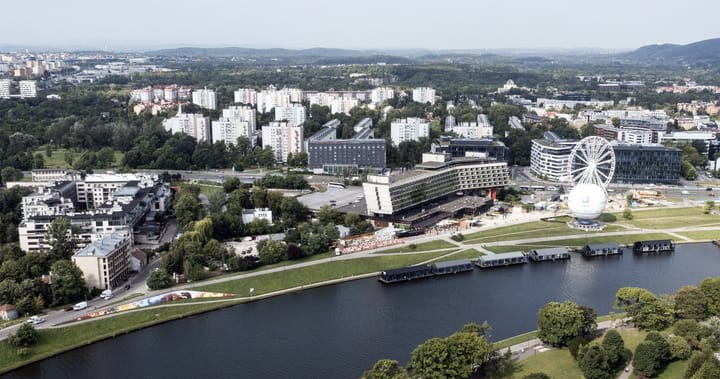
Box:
3 0 720 51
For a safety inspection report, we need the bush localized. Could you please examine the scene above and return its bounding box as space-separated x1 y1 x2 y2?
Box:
8 323 39 347
450 233 465 242
407 244 417 250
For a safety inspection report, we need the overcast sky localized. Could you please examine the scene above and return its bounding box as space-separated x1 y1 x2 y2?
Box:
3 0 719 51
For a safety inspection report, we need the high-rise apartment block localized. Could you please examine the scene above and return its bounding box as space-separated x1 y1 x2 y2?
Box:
162 106 211 143
192 87 217 110
371 87 394 105
18 80 37 98
261 122 304 163
234 88 257 105
0 79 10 99
274 104 306 126
390 117 430 146
412 87 436 104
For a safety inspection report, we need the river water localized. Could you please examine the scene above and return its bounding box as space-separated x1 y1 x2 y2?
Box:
5 243 720 379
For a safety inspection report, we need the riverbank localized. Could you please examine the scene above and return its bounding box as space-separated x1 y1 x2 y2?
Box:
3 206 720 375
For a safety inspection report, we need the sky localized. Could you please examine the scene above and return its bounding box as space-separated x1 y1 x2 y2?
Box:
3 0 720 52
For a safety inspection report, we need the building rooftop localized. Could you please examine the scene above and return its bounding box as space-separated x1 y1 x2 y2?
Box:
73 233 129 258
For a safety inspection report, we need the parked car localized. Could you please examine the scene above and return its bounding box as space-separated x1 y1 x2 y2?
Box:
124 284 131 290
73 301 88 311
28 315 45 325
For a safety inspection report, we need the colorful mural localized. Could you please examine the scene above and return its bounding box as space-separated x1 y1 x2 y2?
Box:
75 290 235 321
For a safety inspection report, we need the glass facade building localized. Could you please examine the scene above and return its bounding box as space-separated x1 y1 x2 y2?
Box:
611 143 681 184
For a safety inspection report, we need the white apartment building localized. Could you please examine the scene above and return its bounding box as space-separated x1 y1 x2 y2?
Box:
212 105 257 146
477 114 494 137
256 87 302 113
192 87 217 110
658 131 716 152
529 133 578 182
307 92 338 107
162 106 211 143
76 173 154 210
274 104 306 126
241 208 273 225
390 118 430 146
617 129 653 145
234 88 257 105
19 80 37 98
72 232 132 290
370 87 394 105
448 122 483 138
330 98 359 115
261 122 304 163
412 87 436 104
0 79 10 99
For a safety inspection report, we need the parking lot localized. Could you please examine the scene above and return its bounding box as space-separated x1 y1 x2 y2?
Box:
297 186 364 210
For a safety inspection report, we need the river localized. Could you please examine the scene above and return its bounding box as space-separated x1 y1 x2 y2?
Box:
5 243 720 379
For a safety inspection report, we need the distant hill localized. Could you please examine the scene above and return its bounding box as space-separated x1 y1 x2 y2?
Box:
147 46 367 58
622 38 720 65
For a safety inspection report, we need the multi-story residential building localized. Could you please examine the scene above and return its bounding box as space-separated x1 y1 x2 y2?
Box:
530 132 577 181
330 98 359 115
658 131 716 155
433 137 509 162
162 106 211 143
412 87 436 104
30 169 80 183
192 87 217 110
75 173 154 210
130 85 192 104
370 87 394 105
211 105 257 146
18 80 37 98
307 119 385 174
0 79 10 99
306 92 339 107
18 178 169 253
241 208 273 225
362 153 509 217
390 118 429 146
234 88 257 105
446 118 494 139
677 101 720 116
256 86 302 113
612 143 681 185
261 122 304 163
274 104 306 126
72 232 132 290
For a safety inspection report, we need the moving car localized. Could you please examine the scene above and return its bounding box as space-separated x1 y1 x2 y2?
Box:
28 315 45 325
73 301 88 311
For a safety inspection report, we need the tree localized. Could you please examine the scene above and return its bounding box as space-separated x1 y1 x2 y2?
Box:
258 240 288 265
1 167 23 184
46 217 76 261
223 177 241 193
700 277 720 316
675 285 708 320
645 332 671 363
685 350 713 379
49 260 87 306
703 201 715 214
174 192 203 229
409 331 494 379
361 359 410 379
601 329 629 369
206 191 227 215
522 374 550 379
577 345 611 379
615 287 673 330
147 269 171 290
623 207 634 220
666 334 692 360
633 341 660 378
317 204 343 225
692 358 720 379
537 301 586 346
8 323 39 348
674 319 701 347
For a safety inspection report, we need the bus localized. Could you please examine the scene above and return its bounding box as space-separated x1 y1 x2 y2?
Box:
531 185 546 191
328 182 346 189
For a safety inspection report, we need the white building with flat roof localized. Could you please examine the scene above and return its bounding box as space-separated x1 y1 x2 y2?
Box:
412 87 436 104
0 79 10 99
370 87 394 105
261 122 304 163
18 80 37 98
162 106 211 143
257 87 302 113
274 104 306 126
233 88 257 105
192 87 217 110
390 117 430 146
72 232 132 290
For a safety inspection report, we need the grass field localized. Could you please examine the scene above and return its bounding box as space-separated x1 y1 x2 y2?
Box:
440 248 483 260
463 221 624 244
35 147 125 169
0 301 240 375
195 251 450 295
375 240 457 254
617 207 719 229
674 230 720 241
512 349 583 378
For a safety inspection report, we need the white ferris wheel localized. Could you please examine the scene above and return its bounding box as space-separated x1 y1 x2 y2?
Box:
566 136 616 188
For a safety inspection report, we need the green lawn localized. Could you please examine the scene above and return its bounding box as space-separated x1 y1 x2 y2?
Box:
674 230 720 241
524 233 675 248
464 221 623 244
35 147 125 169
439 249 483 260
0 301 240 374
375 240 457 254
196 252 450 295
494 330 538 350
485 245 551 254
617 207 718 229
513 348 583 378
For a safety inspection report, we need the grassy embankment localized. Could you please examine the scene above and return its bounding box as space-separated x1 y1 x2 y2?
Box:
34 147 125 169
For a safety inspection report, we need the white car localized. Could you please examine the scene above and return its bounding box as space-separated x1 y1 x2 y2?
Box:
28 315 45 325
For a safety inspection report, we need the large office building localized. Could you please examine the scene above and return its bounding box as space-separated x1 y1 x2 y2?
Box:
72 232 132 290
390 117 429 146
192 87 217 110
530 132 577 181
162 106 211 143
412 87 436 104
274 104 306 126
18 80 37 98
363 153 509 218
261 121 304 163
612 143 681 185
433 136 509 162
307 119 385 174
